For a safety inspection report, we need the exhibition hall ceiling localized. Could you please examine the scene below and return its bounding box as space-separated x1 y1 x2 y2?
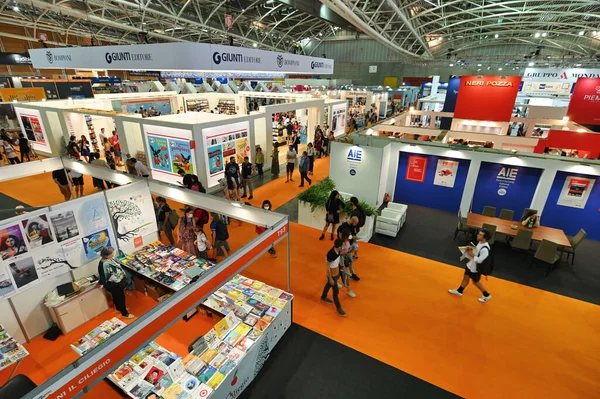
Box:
2 0 599 66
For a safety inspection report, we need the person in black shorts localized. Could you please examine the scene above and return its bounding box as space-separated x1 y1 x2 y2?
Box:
225 157 241 199
448 229 492 303
52 168 72 201
70 166 85 198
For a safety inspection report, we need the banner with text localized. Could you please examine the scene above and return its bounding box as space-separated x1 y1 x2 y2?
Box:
566 77 600 125
453 75 521 122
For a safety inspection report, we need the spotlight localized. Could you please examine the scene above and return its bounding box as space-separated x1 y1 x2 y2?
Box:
528 62 535 66
541 32 547 37
477 63 482 67
534 33 541 38
579 31 584 36
494 34 499 38
253 43 257 47
449 63 454 67
498 67 503 71
12 6 19 12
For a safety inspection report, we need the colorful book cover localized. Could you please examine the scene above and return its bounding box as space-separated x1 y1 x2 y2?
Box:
214 312 238 340
235 337 255 352
223 323 252 347
143 366 164 386
272 298 288 309
219 359 236 376
278 292 293 301
198 365 217 384
195 383 213 399
262 295 278 305
266 306 281 318
127 379 154 398
117 371 138 389
250 281 264 290
113 363 135 382
182 375 200 393
147 135 171 173
161 383 185 399
227 348 245 364
169 138 194 175
240 278 254 287
209 353 228 370
206 372 225 390
199 348 219 364
243 314 260 327
261 315 274 324
248 327 265 340
242 288 256 297
207 145 223 176
182 353 206 376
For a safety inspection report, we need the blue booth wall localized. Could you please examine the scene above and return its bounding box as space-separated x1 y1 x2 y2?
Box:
394 153 470 212
471 161 542 220
542 171 600 240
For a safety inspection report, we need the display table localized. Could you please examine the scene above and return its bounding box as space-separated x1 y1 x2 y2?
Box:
46 283 110 334
71 318 128 356
0 324 29 378
107 275 293 399
117 242 217 293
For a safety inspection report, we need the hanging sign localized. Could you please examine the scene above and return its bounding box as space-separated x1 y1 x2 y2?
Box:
406 155 428 183
224 14 233 29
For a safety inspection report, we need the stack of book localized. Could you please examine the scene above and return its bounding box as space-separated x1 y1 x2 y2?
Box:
0 325 29 371
71 318 128 356
117 242 216 291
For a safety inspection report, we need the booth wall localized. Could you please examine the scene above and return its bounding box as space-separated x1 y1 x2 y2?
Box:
377 144 392 206
542 171 600 240
45 111 67 156
471 161 542 220
0 300 26 343
254 118 268 162
533 130 600 159
394 153 470 212
329 142 383 206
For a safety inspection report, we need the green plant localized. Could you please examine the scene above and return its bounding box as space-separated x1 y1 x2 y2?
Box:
297 177 379 216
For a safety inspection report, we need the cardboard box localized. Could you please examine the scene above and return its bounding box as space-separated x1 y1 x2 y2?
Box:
133 276 146 293
145 282 164 301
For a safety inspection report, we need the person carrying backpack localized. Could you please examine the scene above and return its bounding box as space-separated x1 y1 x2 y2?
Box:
448 228 493 303
349 197 365 260
155 197 176 245
210 212 230 259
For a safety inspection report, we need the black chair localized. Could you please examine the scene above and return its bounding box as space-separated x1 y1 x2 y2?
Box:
482 206 496 217
0 375 37 398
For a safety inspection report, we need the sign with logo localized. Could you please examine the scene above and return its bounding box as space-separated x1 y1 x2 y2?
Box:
454 75 521 122
557 176 595 209
406 155 428 183
433 159 459 188
566 77 600 125
224 13 233 29
0 88 46 102
346 146 362 177
523 67 600 83
369 65 377 73
0 52 32 65
127 70 161 78
520 80 573 95
29 43 334 74
495 167 519 196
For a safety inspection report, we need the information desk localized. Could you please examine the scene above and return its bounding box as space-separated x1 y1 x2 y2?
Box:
467 213 571 247
104 274 293 399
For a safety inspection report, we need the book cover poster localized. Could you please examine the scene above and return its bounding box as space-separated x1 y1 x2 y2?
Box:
235 138 250 164
0 224 28 261
147 135 171 173
34 246 71 279
60 238 86 267
78 197 110 235
0 265 16 300
169 138 193 175
406 155 428 183
82 229 111 260
557 176 595 209
49 211 80 243
21 214 54 249
433 159 459 188
208 145 224 176
8 256 39 290
107 186 158 247
223 141 236 158
202 121 250 187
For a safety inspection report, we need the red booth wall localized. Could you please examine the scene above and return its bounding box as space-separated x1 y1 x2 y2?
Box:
533 129 600 159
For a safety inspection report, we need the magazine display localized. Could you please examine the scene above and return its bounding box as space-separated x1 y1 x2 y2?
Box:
117 241 216 291
0 325 29 371
108 276 293 397
70 318 127 356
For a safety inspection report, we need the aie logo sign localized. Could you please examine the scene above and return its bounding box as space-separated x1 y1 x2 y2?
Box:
347 148 362 162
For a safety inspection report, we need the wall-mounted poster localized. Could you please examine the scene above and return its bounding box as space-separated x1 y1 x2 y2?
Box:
14 107 52 153
557 176 595 209
106 184 158 247
406 155 428 183
49 211 80 243
143 124 196 185
0 224 28 261
8 256 39 290
34 246 72 279
21 214 54 249
433 159 459 188
82 229 112 260
331 103 347 137
202 121 250 187
0 265 16 300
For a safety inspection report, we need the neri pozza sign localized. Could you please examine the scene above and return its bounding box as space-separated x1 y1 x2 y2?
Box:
453 75 522 122
29 43 334 74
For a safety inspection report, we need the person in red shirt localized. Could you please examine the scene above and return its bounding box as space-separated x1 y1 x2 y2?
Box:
108 130 124 166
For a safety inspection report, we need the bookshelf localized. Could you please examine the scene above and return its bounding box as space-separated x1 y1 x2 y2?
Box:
217 99 236 115
186 99 209 112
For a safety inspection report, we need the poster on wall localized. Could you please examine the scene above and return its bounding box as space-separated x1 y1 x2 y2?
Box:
114 99 173 115
557 176 595 209
106 184 158 247
21 214 54 249
406 156 428 183
34 246 72 279
7 256 39 290
0 265 16 299
0 224 28 261
14 107 52 153
202 121 251 187
143 124 196 185
433 159 459 188
331 104 347 137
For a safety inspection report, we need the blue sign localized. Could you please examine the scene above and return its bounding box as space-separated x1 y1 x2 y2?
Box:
349 169 356 176
90 77 121 84
347 148 363 162
440 76 461 130
194 78 203 84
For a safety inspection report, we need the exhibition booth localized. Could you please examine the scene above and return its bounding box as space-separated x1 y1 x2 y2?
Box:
0 156 292 399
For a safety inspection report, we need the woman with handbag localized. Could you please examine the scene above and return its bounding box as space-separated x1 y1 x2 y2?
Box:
98 246 134 319
319 190 344 241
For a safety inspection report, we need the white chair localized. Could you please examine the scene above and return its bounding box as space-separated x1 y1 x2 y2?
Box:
385 202 408 226
375 208 403 237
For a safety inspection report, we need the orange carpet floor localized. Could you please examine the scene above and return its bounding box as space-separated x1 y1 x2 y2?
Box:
1 165 599 399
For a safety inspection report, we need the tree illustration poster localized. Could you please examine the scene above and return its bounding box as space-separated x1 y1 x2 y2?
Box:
107 185 158 247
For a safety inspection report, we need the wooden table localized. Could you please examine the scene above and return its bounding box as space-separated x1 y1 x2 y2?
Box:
466 213 571 248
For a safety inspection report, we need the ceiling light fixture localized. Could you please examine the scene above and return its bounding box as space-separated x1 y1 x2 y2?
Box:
494 34 499 38
477 63 482 67
541 32 547 37
575 63 582 67
528 62 535 66
12 6 19 11
449 63 454 67
253 43 258 47
498 67 503 71
579 31 584 36
534 33 541 38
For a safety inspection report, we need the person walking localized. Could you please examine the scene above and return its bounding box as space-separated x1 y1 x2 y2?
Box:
194 226 211 260
79 135 91 163
255 200 277 258
127 158 150 177
306 142 315 175
179 207 198 255
52 168 72 201
320 238 346 316
271 145 280 176
240 156 254 200
327 131 335 156
349 197 365 261
337 233 356 298
226 157 241 199
109 131 124 166
70 164 85 198
337 216 360 283
315 131 323 159
448 229 493 303
210 212 230 259
298 151 312 187
255 146 264 178
155 197 175 245
322 131 329 157
18 133 31 162
98 247 134 319
1 136 20 165
319 190 343 240
285 145 296 183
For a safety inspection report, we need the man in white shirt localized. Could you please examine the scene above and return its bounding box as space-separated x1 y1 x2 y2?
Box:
285 145 296 183
448 229 493 303
127 158 150 177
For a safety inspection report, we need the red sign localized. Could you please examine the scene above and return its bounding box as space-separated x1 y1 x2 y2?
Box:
533 129 600 159
402 77 432 87
406 155 428 183
224 14 233 29
566 78 600 125
133 236 143 248
453 75 521 122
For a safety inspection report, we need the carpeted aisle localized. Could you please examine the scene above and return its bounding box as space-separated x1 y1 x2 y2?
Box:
239 323 460 399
